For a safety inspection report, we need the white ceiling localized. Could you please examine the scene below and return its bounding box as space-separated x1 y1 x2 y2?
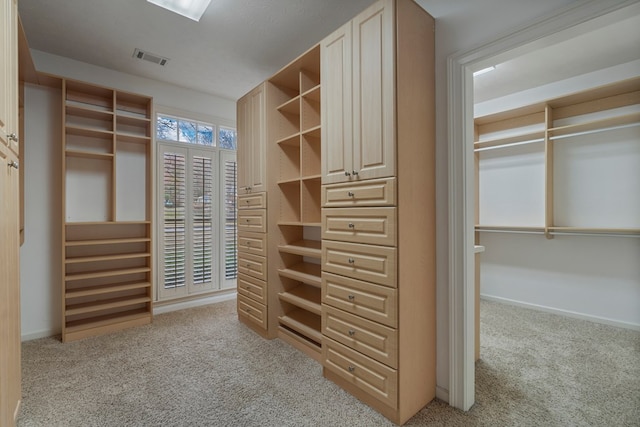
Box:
18 0 640 102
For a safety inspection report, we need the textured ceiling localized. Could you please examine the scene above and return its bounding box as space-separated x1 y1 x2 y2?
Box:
18 0 640 102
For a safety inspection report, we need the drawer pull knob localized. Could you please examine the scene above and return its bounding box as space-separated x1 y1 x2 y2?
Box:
348 295 355 301
245 285 251 290
348 223 355 229
347 191 354 197
246 308 251 313
352 170 359 176
348 365 356 372
344 171 351 177
348 329 356 336
246 241 251 245
348 258 355 264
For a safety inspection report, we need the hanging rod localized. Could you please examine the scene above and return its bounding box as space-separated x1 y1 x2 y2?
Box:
550 231 640 238
474 137 545 152
549 121 640 141
475 228 545 235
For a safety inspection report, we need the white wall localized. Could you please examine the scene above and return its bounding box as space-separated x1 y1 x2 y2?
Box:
20 53 235 340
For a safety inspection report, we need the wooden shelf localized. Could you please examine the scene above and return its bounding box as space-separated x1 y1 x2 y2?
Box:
65 252 151 264
276 133 301 146
548 112 640 139
277 95 300 115
65 221 151 226
65 149 114 160
65 266 151 281
278 309 322 343
302 85 321 102
65 237 150 247
278 239 321 257
65 308 150 334
474 130 545 151
475 225 545 232
277 325 322 361
301 124 321 138
278 284 321 315
278 262 321 287
65 281 151 298
548 227 640 236
116 133 151 144
66 104 114 120
66 295 151 316
65 125 114 139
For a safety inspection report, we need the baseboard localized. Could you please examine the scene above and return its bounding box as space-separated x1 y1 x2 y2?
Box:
22 328 60 342
153 291 237 315
481 294 640 331
435 385 449 403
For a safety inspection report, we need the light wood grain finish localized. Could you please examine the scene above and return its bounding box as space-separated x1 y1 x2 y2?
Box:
238 209 267 233
323 305 397 368
322 240 397 288
323 337 398 409
322 177 396 207
322 207 396 246
237 83 267 194
238 192 266 209
322 272 397 327
237 294 267 329
238 231 267 257
237 273 267 305
238 252 267 282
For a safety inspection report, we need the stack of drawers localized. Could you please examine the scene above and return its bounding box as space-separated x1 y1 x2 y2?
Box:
320 177 399 409
237 192 268 332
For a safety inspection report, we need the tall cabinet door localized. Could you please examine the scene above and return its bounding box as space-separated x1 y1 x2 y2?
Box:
352 0 395 181
321 22 352 184
237 83 267 194
1 0 21 424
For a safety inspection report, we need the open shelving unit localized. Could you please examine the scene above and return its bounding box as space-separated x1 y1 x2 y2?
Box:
266 44 324 359
474 76 640 238
62 79 153 342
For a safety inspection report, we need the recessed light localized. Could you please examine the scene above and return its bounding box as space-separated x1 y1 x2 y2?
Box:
147 0 212 22
473 66 496 77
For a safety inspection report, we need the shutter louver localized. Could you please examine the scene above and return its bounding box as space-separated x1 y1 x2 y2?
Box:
163 153 187 289
224 159 238 280
192 155 214 284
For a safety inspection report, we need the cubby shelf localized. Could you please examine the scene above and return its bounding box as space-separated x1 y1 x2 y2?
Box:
278 262 321 287
65 308 150 334
278 309 322 344
65 266 151 281
278 239 321 257
65 295 151 316
65 281 151 298
65 252 151 264
278 284 321 315
65 149 114 160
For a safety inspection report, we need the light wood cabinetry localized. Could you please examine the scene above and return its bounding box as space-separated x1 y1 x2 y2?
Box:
320 0 435 424
237 83 267 194
1 0 21 423
475 76 640 238
265 44 324 359
236 85 269 334
61 79 153 342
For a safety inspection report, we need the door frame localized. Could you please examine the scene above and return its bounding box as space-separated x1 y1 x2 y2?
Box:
446 0 638 410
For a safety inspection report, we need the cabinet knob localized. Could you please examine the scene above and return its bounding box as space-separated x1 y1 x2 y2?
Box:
344 171 351 177
7 160 19 170
246 241 251 245
246 219 250 222
352 170 358 176
347 295 355 301
246 308 252 313
348 223 355 229
348 365 356 373
348 258 355 264
347 191 354 197
7 133 18 142
348 329 356 336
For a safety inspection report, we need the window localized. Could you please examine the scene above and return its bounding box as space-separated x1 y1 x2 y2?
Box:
156 113 236 300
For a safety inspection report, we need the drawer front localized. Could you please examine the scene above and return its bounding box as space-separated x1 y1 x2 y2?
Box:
238 192 266 209
238 209 266 233
322 272 397 327
322 241 397 288
237 294 266 329
322 177 396 207
323 337 398 409
238 231 267 257
237 273 266 305
322 207 397 246
323 305 397 368
238 253 267 281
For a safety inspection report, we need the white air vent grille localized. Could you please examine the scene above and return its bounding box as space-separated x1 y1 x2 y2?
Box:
133 48 169 66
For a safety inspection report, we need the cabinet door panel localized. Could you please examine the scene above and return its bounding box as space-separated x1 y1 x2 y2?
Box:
321 22 353 184
352 0 395 181
236 95 250 191
249 85 266 193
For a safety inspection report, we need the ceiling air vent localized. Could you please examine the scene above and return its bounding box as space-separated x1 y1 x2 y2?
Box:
133 48 169 66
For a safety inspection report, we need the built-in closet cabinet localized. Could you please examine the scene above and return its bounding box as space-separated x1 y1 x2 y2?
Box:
321 0 395 185
237 83 267 195
320 0 435 424
61 79 153 342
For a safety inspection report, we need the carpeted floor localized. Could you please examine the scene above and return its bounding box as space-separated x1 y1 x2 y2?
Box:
17 299 640 426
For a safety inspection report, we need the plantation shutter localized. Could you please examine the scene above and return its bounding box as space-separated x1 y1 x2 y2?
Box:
192 154 214 285
162 152 187 289
223 157 238 281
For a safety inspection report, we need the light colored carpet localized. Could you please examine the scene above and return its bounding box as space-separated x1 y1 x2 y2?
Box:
17 299 640 426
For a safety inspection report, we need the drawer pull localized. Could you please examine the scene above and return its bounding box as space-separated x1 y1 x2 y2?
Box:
348 365 356 373
348 223 355 229
245 285 251 290
345 171 351 177
246 308 252 313
347 191 354 197
245 199 250 204
347 294 355 301
352 170 359 176
348 329 356 336
245 219 250 223
246 263 251 269
246 241 251 245
348 258 355 264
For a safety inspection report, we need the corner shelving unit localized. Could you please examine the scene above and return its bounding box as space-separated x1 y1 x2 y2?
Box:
474 76 640 239
266 44 323 360
62 79 153 342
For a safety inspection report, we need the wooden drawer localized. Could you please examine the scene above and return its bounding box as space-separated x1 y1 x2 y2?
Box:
238 231 267 257
238 209 266 233
322 240 397 288
323 337 398 409
237 294 266 329
322 207 397 246
322 177 396 208
237 273 266 305
238 192 266 209
238 253 267 281
323 305 397 368
322 272 397 328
